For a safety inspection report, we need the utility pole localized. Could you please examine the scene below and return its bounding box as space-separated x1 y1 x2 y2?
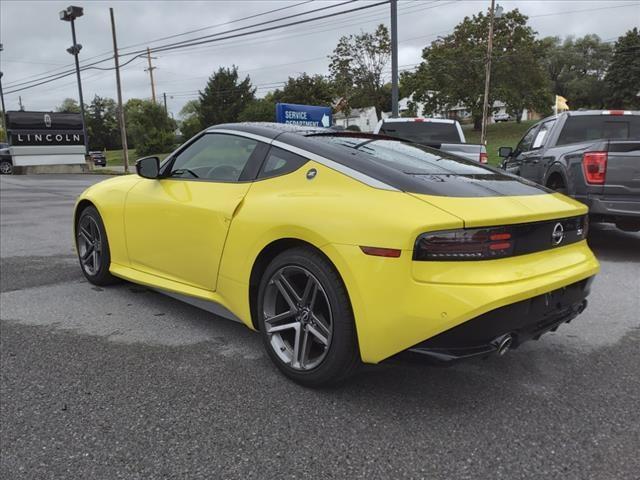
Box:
0 72 6 142
390 0 399 118
18 96 24 111
163 92 168 115
145 47 157 103
480 0 502 146
0 44 7 142
110 8 129 173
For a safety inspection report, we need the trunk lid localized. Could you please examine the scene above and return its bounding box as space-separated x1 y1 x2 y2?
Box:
409 191 588 228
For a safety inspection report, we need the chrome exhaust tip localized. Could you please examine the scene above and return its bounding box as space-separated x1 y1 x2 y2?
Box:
497 335 513 356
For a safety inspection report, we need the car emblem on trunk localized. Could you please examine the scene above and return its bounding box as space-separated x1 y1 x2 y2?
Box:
552 222 564 245
44 114 52 128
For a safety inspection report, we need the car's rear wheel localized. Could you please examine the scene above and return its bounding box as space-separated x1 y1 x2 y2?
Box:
76 206 120 286
0 160 12 175
257 247 359 387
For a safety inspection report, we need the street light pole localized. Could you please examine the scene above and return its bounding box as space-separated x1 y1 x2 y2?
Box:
480 0 500 146
60 6 89 156
390 0 399 118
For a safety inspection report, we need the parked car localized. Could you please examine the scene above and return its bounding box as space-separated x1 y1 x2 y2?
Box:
499 110 640 232
0 147 12 175
74 122 598 386
89 151 107 167
374 117 488 163
493 112 512 123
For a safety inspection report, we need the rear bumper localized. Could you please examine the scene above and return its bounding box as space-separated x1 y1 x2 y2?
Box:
404 277 593 363
325 241 599 364
576 194 640 220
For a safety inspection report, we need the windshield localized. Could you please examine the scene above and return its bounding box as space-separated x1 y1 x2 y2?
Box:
312 136 491 176
378 121 461 143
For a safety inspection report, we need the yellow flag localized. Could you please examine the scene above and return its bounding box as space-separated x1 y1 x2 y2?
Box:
555 95 569 111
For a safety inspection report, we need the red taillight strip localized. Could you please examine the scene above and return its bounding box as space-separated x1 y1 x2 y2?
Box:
490 233 511 241
360 246 402 258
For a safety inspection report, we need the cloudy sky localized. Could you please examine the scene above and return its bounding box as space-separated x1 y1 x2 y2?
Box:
1 0 639 117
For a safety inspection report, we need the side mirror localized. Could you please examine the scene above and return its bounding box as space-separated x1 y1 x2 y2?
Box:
136 156 160 179
498 146 513 158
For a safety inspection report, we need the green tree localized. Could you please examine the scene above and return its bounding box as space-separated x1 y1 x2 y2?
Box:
329 24 391 119
199 66 255 127
238 94 276 122
407 9 549 129
540 35 613 109
178 99 203 140
125 99 176 156
85 95 120 150
273 73 334 106
605 28 640 109
56 98 80 113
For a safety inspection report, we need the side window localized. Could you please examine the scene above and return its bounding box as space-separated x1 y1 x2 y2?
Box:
516 125 539 153
257 146 308 179
170 133 258 182
532 120 556 149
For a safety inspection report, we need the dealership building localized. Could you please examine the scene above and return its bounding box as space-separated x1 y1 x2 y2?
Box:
5 110 88 174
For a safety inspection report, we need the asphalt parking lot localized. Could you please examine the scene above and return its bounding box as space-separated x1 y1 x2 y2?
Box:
1 174 639 480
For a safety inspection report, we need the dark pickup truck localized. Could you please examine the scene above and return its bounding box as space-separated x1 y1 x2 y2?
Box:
499 110 640 231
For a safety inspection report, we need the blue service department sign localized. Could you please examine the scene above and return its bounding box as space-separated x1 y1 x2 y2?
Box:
275 103 332 128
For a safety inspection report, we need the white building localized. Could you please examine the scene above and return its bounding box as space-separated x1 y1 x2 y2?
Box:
333 107 379 132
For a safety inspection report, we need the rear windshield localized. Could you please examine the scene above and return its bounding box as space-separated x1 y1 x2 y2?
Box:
312 136 490 176
378 121 461 143
557 115 640 145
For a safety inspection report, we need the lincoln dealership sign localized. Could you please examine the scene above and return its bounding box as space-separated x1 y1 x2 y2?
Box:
6 111 84 146
5 110 87 171
11 131 84 146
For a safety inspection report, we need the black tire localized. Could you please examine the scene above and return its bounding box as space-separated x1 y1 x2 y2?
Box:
546 175 567 195
0 160 12 175
257 247 360 387
75 206 120 286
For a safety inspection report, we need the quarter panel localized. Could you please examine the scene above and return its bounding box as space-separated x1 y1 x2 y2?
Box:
217 160 463 286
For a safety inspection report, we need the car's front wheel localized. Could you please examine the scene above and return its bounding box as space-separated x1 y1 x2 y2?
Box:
257 247 359 387
75 206 120 286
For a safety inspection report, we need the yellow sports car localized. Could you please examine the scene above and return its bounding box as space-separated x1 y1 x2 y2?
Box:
74 123 599 386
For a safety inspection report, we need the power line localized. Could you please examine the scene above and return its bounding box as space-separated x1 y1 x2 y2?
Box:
2 0 318 88
152 0 436 61
3 0 388 93
145 0 359 53
148 1 391 55
117 0 314 52
529 2 640 18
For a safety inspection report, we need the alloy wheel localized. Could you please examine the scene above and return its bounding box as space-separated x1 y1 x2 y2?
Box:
0 161 12 175
262 265 333 371
77 215 102 276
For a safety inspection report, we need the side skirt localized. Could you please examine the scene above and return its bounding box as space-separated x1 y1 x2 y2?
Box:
109 263 242 323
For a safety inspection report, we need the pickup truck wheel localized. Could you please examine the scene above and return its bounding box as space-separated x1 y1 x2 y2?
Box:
546 174 567 195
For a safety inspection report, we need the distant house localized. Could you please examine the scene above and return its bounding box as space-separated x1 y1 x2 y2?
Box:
333 107 379 132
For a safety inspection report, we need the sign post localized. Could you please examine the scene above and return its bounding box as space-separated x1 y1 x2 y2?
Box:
275 103 332 128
